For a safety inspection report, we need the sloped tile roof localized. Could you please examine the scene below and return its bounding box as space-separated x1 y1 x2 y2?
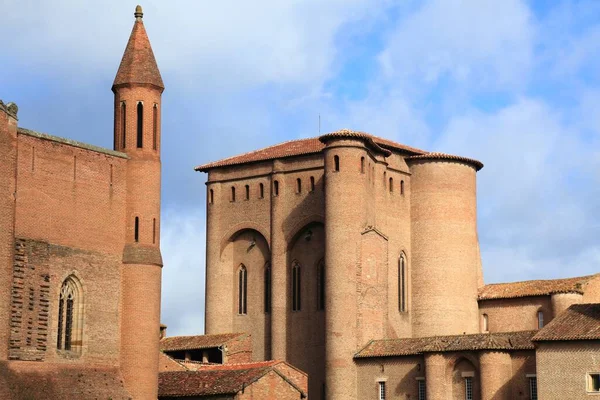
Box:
158 360 305 397
159 351 188 372
354 331 536 358
160 332 246 352
406 152 484 171
478 275 597 301
195 130 428 172
113 12 164 90
533 303 600 341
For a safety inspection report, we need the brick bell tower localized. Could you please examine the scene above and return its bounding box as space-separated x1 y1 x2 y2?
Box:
112 5 164 399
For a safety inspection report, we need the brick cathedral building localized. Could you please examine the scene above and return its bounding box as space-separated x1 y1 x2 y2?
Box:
1 5 600 400
0 6 163 399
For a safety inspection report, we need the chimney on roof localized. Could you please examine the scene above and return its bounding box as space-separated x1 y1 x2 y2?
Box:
160 324 167 339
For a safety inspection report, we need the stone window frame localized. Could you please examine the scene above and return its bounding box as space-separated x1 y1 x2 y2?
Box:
587 372 600 393
56 274 84 357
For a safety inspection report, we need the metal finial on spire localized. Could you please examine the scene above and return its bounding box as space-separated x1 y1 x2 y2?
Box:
134 5 143 20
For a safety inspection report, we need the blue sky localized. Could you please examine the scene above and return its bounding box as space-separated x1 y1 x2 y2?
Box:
1 0 599 336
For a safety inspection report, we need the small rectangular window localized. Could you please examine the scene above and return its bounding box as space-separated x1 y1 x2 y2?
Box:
418 380 426 400
378 382 386 400
465 377 473 400
588 373 600 393
529 376 538 400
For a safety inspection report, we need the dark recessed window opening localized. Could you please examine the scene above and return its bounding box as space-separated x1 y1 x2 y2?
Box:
238 265 247 315
399 254 406 312
121 102 126 149
361 157 365 173
401 180 405 195
334 155 340 172
152 218 156 244
317 259 325 311
136 102 143 148
134 217 139 242
259 183 264 198
274 180 279 196
264 263 271 313
209 189 214 204
389 177 394 193
310 176 315 192
296 178 302 194
245 185 250 200
231 186 236 202
153 104 158 150
292 261 301 311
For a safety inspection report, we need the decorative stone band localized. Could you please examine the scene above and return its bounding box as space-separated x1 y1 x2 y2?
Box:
406 152 484 171
0 100 19 119
318 129 392 157
122 244 163 267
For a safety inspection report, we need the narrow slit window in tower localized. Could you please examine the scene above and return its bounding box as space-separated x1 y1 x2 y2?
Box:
334 155 340 171
401 180 405 195
209 189 214 204
153 104 158 150
292 261 301 311
152 218 156 244
231 186 236 202
389 177 394 193
245 185 250 200
296 178 302 193
238 265 247 315
310 176 315 192
317 259 325 310
361 156 365 173
259 183 264 198
482 313 489 332
274 180 279 196
134 217 139 242
264 263 271 313
537 310 544 329
137 102 143 148
399 254 406 312
121 102 126 149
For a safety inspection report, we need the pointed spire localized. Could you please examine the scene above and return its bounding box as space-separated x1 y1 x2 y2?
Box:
112 5 164 92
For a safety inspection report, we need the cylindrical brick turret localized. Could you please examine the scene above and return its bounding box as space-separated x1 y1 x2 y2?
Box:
425 353 447 400
0 102 18 361
480 351 512 400
407 155 483 337
551 293 582 319
321 130 390 400
113 7 165 399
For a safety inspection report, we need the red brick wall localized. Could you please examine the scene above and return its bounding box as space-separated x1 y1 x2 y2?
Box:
237 369 306 400
478 296 552 332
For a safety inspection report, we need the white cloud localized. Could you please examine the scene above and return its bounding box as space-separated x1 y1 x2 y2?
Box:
378 0 533 92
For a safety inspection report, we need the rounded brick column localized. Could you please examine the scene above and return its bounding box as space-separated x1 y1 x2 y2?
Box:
425 353 447 400
479 351 512 400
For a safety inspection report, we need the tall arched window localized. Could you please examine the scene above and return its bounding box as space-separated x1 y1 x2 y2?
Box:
259 183 264 199
121 102 126 149
317 259 325 311
57 276 83 353
310 176 315 192
296 178 302 193
334 155 340 172
400 180 405 195
537 310 544 329
209 189 214 204
361 157 365 173
273 180 279 197
152 104 158 150
292 261 301 311
136 102 143 148
389 177 394 193
238 265 247 315
231 186 236 202
264 263 271 313
482 313 489 332
245 185 250 200
399 254 407 312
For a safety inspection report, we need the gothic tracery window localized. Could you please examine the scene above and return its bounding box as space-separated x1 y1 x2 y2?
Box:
57 276 83 353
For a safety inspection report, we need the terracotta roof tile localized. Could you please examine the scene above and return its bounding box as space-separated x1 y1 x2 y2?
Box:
406 152 484 171
158 360 306 397
354 331 536 358
533 303 600 341
113 12 164 90
478 275 597 301
195 130 427 172
160 332 246 352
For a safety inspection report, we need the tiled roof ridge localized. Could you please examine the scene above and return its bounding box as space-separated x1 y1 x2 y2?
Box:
354 330 537 358
406 152 484 171
196 360 280 370
319 129 392 156
478 274 597 300
160 332 247 351
533 303 600 342
18 127 129 159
